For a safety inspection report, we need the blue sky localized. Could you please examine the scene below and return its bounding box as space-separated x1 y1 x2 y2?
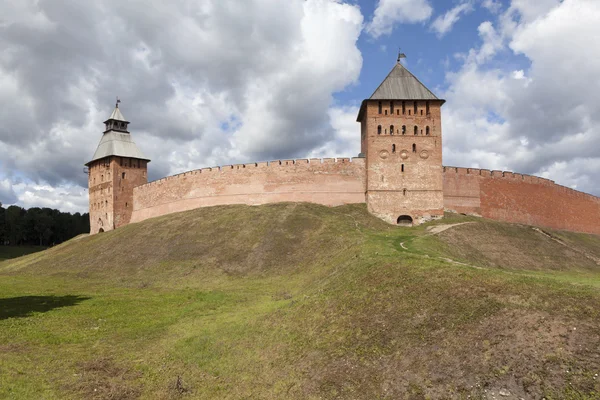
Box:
0 0 599 213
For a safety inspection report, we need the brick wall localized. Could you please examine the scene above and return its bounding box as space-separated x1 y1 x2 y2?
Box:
130 158 366 224
88 158 114 234
112 157 148 229
443 167 600 235
362 99 445 224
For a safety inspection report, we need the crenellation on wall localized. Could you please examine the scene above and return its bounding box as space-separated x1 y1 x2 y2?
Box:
130 157 367 223
443 167 600 234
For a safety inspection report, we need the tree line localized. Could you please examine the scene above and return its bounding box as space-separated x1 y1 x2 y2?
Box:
0 203 89 246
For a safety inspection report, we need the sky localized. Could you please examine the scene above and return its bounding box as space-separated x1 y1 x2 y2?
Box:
1 0 599 213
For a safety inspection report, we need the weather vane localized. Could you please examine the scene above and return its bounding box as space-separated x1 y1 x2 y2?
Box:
397 48 406 63
116 96 121 108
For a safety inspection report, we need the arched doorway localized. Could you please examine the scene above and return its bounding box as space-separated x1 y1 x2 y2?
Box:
397 215 413 226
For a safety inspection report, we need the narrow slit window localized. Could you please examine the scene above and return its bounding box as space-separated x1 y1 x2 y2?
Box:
378 101 382 114
377 125 382 135
122 172 126 179
426 126 430 136
390 125 394 135
426 101 430 115
402 125 406 135
420 110 423 116
402 101 406 115
403 188 407 196
414 126 418 136
392 144 396 153
408 110 411 116
401 164 404 172
412 143 416 153
390 101 394 115
414 101 418 114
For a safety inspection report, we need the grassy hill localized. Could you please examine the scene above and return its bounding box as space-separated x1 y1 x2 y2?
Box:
1 203 599 399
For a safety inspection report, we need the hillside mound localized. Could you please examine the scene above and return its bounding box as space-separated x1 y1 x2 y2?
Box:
1 203 599 399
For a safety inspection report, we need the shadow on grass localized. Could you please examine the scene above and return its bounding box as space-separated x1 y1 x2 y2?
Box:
0 295 90 320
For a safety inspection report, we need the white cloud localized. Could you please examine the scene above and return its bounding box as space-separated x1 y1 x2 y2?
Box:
0 179 18 205
443 0 600 196
308 106 361 158
431 2 474 37
481 0 502 14
0 0 364 211
366 0 433 38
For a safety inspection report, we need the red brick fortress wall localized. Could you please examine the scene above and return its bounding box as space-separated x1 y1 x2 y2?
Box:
130 158 366 224
443 167 600 235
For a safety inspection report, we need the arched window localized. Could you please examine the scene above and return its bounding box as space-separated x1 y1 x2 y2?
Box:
414 126 418 136
377 125 382 135
412 144 416 153
390 125 394 135
402 125 406 135
426 126 430 136
392 144 396 153
378 101 382 114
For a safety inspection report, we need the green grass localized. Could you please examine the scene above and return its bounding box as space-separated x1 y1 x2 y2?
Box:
0 203 599 399
0 245 46 261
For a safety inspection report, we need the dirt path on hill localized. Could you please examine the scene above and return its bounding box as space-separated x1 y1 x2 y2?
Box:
399 222 475 251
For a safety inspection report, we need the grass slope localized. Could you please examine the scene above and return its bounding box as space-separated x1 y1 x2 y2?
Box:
1 203 599 399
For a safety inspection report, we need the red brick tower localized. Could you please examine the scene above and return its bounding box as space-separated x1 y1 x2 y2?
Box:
86 101 150 234
357 57 445 225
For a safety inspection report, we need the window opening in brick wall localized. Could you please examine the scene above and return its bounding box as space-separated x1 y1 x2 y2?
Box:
390 125 394 135
403 189 407 196
413 102 417 114
426 126 430 136
122 172 126 179
420 110 423 116
385 110 388 115
401 164 404 172
402 125 406 135
414 126 418 135
426 101 430 115
412 144 416 153
390 101 394 114
377 125 382 135
378 101 382 114
392 144 396 153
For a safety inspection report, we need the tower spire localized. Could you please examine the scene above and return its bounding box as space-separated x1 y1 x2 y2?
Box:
397 49 406 63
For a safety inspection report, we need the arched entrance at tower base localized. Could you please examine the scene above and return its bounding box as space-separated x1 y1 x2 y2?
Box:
397 215 413 226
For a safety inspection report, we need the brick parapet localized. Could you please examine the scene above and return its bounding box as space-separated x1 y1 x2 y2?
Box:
443 166 599 202
443 165 600 234
130 157 366 224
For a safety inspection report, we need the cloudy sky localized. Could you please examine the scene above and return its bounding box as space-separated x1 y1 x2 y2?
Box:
1 0 599 213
